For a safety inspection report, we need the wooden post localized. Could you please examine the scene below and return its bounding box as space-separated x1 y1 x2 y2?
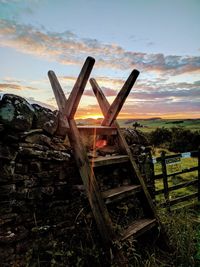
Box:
48 70 68 114
67 57 95 119
161 151 170 211
91 78 158 216
67 119 115 245
48 70 69 134
145 152 156 200
198 147 200 201
101 69 139 126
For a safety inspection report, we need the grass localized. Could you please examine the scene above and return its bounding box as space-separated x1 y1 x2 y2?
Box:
122 208 200 267
117 118 200 133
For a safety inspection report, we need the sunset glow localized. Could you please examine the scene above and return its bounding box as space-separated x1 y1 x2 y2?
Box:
0 0 199 119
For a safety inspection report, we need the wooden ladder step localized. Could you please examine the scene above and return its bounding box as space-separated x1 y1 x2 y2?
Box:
102 185 141 204
120 218 157 241
77 125 117 135
91 155 129 167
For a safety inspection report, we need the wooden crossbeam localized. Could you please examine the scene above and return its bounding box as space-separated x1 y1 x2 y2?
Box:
90 78 159 216
67 119 115 245
91 79 171 249
67 57 95 119
94 69 139 126
48 70 68 115
90 78 110 117
48 70 69 131
48 57 95 133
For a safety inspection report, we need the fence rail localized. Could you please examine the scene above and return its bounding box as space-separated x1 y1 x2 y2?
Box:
148 148 200 210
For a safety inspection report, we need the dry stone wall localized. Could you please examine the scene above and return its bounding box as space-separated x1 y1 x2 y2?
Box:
0 94 90 266
0 94 151 266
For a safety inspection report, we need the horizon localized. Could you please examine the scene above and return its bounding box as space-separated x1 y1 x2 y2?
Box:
0 0 200 119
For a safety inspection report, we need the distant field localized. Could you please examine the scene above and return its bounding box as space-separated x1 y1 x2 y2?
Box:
117 118 200 132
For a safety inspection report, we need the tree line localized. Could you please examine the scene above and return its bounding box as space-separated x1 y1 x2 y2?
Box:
147 127 200 152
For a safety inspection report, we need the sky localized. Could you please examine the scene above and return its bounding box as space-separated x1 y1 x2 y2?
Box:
0 0 200 119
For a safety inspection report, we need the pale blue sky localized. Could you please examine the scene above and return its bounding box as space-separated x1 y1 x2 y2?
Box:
0 0 199 118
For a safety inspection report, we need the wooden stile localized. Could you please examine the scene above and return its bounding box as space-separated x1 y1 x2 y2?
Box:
66 57 95 119
48 57 170 266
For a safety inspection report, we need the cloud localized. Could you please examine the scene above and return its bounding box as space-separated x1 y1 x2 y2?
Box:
0 82 37 91
0 18 200 75
84 86 116 97
51 74 200 109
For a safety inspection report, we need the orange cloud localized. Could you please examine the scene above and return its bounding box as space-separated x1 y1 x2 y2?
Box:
0 18 200 75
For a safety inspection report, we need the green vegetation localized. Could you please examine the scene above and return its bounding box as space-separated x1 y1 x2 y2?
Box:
24 208 199 267
118 118 200 133
152 149 198 205
148 127 200 152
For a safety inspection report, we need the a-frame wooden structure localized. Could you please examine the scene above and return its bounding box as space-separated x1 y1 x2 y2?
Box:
48 56 169 266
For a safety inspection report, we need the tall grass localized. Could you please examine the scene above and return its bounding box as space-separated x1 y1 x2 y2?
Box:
125 208 199 267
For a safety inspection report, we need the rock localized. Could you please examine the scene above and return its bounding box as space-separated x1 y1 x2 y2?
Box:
0 124 4 132
24 133 52 147
0 94 35 131
96 145 118 156
122 128 149 145
0 143 18 160
0 226 28 243
32 104 58 135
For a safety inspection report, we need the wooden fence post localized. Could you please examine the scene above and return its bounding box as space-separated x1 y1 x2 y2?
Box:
198 147 200 201
144 151 156 200
161 151 170 211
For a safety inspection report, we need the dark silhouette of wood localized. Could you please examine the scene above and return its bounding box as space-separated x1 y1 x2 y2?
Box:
91 155 129 167
91 70 139 127
121 218 157 241
102 185 141 204
48 70 68 114
48 70 69 132
77 125 117 135
67 118 115 245
198 147 200 201
161 151 170 211
90 77 170 249
67 57 95 119
101 69 139 126
156 179 198 195
49 58 171 264
152 151 199 209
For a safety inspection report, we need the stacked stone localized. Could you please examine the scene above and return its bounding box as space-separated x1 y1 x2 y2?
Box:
0 94 152 266
0 94 87 266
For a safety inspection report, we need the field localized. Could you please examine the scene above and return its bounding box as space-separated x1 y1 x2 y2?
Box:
117 118 200 132
152 151 198 208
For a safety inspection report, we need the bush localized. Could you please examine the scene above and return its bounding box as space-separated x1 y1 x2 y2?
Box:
149 127 172 147
149 127 200 152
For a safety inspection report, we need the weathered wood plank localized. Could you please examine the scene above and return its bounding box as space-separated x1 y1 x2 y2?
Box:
69 119 128 265
102 185 141 204
90 78 125 151
67 57 95 119
120 218 156 241
90 78 110 116
155 179 198 195
91 79 171 249
160 192 198 207
91 155 129 167
154 166 198 180
67 118 115 244
101 69 139 126
198 148 200 201
77 125 117 135
48 70 69 132
48 70 68 114
161 151 170 211
91 80 157 217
